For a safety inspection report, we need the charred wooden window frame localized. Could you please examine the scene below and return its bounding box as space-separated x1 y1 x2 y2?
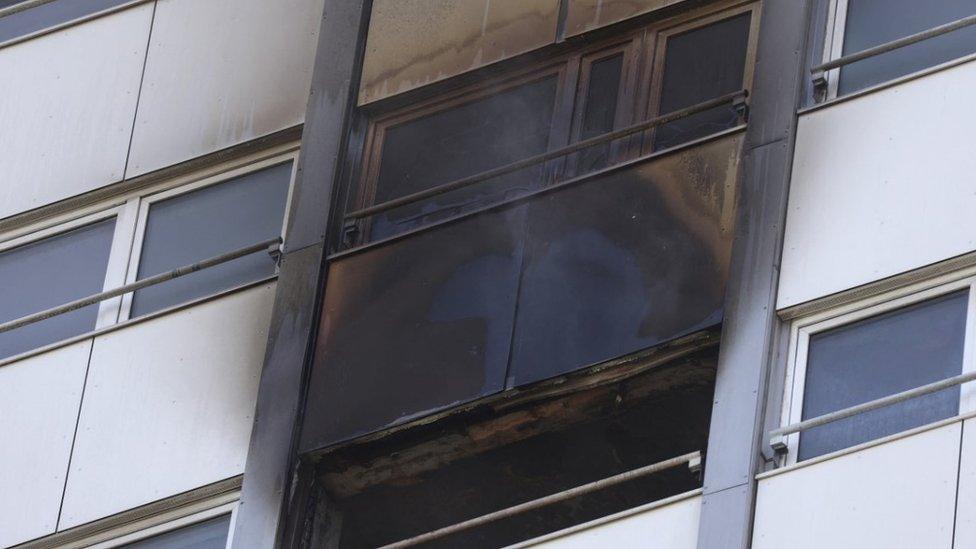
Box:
777 269 976 467
346 0 761 248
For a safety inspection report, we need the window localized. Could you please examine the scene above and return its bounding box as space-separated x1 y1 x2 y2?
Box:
119 514 231 549
0 217 116 360
362 73 561 240
783 282 974 462
0 154 294 362
127 162 292 318
0 0 136 44
823 0 976 97
350 3 758 245
651 11 753 150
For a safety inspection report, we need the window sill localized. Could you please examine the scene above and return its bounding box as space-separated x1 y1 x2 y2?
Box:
757 408 976 480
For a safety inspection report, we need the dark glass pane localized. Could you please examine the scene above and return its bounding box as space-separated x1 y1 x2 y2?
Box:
122 515 231 549
653 13 751 150
0 0 133 43
369 76 557 240
0 219 115 360
301 207 526 450
130 162 291 317
799 291 967 461
510 134 739 385
576 53 624 175
840 0 976 95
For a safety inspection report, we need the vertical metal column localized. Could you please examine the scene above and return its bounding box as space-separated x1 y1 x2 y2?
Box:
229 1 371 547
695 1 813 547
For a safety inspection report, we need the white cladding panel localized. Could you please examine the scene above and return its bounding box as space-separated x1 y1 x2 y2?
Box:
953 419 976 548
0 5 151 220
778 60 976 308
58 284 275 529
752 423 960 549
519 493 700 548
125 0 323 177
0 342 91 548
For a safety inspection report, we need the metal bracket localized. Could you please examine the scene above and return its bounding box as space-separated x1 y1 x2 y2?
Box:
732 93 750 123
267 239 283 272
687 454 703 474
811 69 828 103
341 220 361 248
768 434 788 455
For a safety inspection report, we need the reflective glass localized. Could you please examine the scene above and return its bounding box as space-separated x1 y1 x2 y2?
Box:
799 291 967 460
121 515 230 549
130 162 291 317
0 218 115 359
840 0 976 95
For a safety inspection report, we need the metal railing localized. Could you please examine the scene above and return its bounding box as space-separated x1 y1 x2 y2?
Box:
769 369 976 453
812 13 976 101
377 450 702 549
346 90 748 221
0 238 281 336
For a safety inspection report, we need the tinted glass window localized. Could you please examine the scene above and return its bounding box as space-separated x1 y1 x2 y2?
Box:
654 13 751 150
799 291 967 460
121 515 231 549
576 53 624 174
369 76 557 240
840 0 976 95
0 219 115 360
130 162 291 317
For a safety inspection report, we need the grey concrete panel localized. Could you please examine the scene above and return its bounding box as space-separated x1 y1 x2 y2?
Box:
232 0 372 546
231 245 325 549
696 1 813 547
283 0 372 253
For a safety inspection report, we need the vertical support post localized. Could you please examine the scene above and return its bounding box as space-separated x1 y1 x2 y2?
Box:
229 1 372 547
695 1 813 548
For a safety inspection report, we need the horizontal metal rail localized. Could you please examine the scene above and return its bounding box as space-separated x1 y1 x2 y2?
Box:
346 90 747 220
378 450 702 549
0 238 281 335
769 369 976 453
811 13 976 97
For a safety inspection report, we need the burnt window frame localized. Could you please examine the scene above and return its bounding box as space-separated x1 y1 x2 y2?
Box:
641 2 761 154
347 0 760 247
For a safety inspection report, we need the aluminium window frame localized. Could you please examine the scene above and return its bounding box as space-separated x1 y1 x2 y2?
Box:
118 152 299 322
778 270 976 466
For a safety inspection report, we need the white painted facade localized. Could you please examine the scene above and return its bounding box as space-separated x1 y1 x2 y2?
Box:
2 0 976 547
0 0 318 545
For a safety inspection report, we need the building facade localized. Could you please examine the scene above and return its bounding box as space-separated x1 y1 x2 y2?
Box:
1 0 974 547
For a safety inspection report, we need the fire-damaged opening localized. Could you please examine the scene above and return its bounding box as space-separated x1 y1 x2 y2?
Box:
304 331 718 548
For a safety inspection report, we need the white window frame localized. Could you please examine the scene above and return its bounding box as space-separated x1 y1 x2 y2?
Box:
83 499 238 549
0 144 298 363
779 270 976 465
0 202 139 336
117 153 297 321
819 0 849 101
